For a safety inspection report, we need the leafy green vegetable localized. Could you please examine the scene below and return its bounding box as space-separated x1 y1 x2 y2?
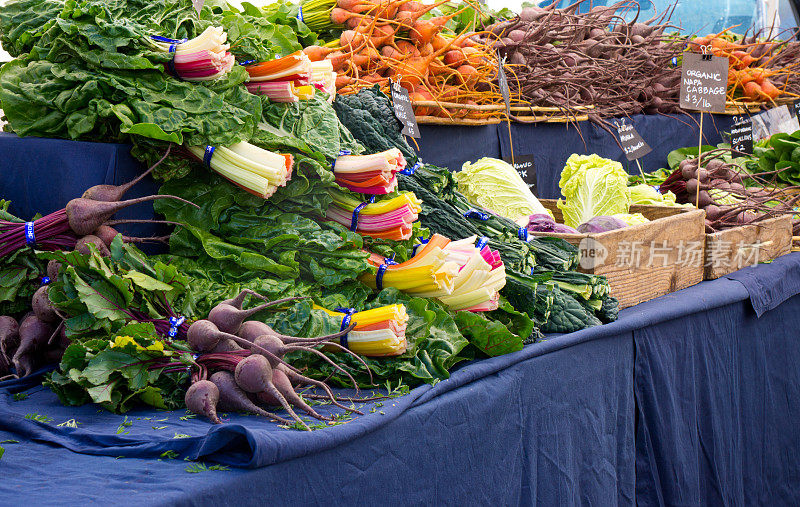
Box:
557 154 631 229
261 93 363 160
272 291 470 386
332 85 417 163
455 157 551 221
44 323 191 413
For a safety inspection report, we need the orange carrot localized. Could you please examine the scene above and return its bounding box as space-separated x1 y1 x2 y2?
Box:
303 45 335 62
743 81 762 101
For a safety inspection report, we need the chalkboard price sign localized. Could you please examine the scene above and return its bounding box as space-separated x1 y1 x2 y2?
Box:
389 80 421 139
728 115 753 154
616 121 652 161
679 52 729 113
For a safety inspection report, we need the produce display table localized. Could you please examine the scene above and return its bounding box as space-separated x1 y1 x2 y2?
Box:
2 254 800 505
0 113 736 222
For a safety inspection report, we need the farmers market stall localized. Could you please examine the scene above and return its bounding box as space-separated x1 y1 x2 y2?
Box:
3 0 800 504
1 254 799 504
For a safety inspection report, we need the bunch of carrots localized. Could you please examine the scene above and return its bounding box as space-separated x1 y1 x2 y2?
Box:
299 0 508 120
689 29 800 104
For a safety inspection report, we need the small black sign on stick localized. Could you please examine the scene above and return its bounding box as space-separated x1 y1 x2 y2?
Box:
389 80 421 139
616 120 652 161
728 115 753 154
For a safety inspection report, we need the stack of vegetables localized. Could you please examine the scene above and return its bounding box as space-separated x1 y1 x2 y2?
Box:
316 304 408 356
333 148 406 194
549 154 649 234
688 29 800 104
186 142 293 199
149 26 235 82
311 59 338 98
361 234 506 312
656 144 800 234
489 1 684 123
398 164 619 333
298 0 507 121
245 51 317 101
326 189 421 240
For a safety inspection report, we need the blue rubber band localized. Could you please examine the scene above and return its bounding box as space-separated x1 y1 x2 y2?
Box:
238 59 256 66
297 5 304 21
168 315 185 340
463 209 489 220
400 160 423 176
476 236 489 250
333 307 356 349
350 199 372 231
150 36 188 44
40 276 50 286
203 146 215 168
412 236 429 256
518 227 528 241
25 222 35 246
331 150 352 171
376 256 398 291
652 185 661 193
166 41 186 80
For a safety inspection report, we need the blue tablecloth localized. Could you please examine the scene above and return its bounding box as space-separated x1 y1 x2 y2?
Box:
2 254 800 505
2 125 800 505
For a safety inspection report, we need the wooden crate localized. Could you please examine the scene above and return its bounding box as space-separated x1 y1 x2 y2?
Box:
530 201 706 309
704 215 792 279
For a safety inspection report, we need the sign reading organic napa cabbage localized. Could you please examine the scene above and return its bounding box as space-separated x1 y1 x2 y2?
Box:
502 154 538 195
616 120 651 161
389 80 420 139
679 53 729 113
728 115 753 154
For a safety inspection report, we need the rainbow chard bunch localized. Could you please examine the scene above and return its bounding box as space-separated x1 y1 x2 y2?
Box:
333 148 407 194
326 190 421 240
149 27 235 81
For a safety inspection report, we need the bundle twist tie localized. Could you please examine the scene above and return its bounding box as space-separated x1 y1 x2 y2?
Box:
476 236 490 250
25 222 35 246
463 209 489 220
203 145 215 168
349 196 375 231
331 149 351 170
168 316 186 340
518 227 529 241
400 160 423 175
376 255 398 290
40 276 51 286
333 307 356 348
412 236 429 256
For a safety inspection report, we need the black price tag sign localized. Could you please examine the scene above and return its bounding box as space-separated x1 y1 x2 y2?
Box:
616 120 652 161
679 52 729 113
728 115 753 154
389 80 420 139
791 99 800 119
497 54 510 115
501 154 538 195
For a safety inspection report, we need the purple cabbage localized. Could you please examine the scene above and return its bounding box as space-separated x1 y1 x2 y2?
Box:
526 214 580 234
577 216 628 233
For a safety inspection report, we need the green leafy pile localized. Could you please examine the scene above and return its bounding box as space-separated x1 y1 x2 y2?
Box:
45 322 192 413
332 85 417 163
0 0 312 180
753 130 800 186
42 237 194 338
399 165 619 333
